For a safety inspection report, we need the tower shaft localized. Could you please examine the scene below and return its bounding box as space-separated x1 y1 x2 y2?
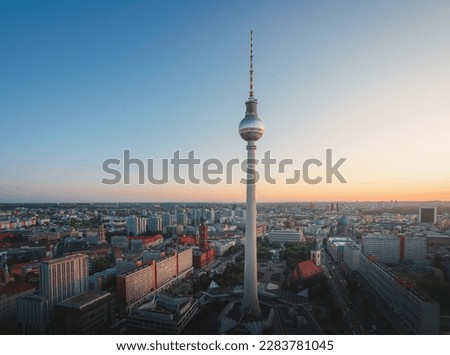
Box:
241 140 262 317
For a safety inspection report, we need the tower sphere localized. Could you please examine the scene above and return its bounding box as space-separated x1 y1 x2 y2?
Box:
239 109 265 141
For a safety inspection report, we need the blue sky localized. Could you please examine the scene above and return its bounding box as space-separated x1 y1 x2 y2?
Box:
1 0 449 202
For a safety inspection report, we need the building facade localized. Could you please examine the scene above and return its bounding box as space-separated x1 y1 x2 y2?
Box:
362 233 426 264
53 291 113 334
40 254 89 303
16 254 89 334
116 248 193 310
148 214 162 233
359 253 439 334
268 230 302 243
343 243 361 271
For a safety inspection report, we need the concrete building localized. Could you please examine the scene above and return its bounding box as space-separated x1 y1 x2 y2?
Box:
88 267 117 291
0 280 35 321
212 240 236 257
40 254 88 303
362 234 400 263
53 291 113 334
16 254 89 334
362 233 427 264
359 253 439 334
126 215 147 236
116 248 193 311
161 212 173 228
268 230 302 243
326 237 353 261
117 264 155 307
126 294 199 334
343 243 361 271
16 294 53 334
111 235 129 250
419 207 437 224
128 235 163 250
148 214 162 233
97 225 106 244
403 236 427 261
176 211 187 226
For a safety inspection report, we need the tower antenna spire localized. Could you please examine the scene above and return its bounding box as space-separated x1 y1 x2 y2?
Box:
249 30 254 98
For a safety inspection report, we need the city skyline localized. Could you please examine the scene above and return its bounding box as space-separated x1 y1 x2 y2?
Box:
1 1 449 203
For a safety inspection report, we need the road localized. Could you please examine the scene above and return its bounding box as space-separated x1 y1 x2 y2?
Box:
321 251 368 334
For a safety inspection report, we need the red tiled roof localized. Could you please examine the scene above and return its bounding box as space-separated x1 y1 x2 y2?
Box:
0 232 13 242
179 236 197 245
0 280 35 296
128 234 163 243
296 260 322 280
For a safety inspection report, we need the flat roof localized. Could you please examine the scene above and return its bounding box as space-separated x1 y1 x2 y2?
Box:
56 291 110 310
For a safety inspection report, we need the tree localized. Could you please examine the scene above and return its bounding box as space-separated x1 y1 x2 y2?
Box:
270 241 281 249
91 256 111 274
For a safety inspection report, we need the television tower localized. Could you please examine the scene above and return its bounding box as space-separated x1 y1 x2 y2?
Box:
239 31 264 318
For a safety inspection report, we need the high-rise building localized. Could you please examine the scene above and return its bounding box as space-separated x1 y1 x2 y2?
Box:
40 254 88 303
362 233 426 264
176 211 187 226
343 243 362 271
162 212 173 227
239 31 264 318
191 208 201 226
98 225 106 244
126 215 147 236
359 254 439 334
362 234 400 263
16 254 89 334
116 248 193 312
401 235 427 262
53 291 113 334
419 207 437 224
148 214 162 233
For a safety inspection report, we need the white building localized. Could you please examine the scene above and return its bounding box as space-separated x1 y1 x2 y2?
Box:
362 233 400 263
326 237 353 261
404 236 427 261
343 243 361 271
16 254 89 334
212 240 236 256
268 229 303 243
362 233 427 264
40 254 88 303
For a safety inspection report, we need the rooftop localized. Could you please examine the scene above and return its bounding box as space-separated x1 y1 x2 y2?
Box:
56 291 111 310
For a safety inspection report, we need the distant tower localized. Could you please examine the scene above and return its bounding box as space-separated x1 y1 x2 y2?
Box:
199 224 209 251
239 31 264 318
0 252 11 285
98 224 106 244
